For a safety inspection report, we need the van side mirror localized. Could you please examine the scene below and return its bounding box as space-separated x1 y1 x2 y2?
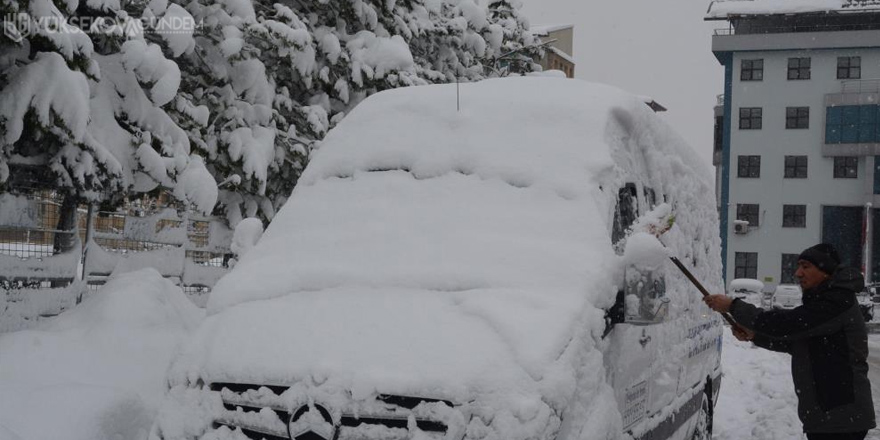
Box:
603 290 626 338
624 265 668 325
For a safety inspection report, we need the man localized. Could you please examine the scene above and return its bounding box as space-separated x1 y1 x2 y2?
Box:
704 244 875 440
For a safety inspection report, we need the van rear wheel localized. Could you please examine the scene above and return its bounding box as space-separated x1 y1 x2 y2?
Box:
691 392 711 440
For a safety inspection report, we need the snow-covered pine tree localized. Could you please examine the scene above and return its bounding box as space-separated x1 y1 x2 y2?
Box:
0 0 216 251
401 0 492 83
0 0 114 197
181 0 428 225
169 0 539 226
170 0 278 225
483 0 542 76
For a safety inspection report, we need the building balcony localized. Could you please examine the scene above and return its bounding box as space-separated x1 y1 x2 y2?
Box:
713 22 880 36
823 83 880 156
712 28 880 53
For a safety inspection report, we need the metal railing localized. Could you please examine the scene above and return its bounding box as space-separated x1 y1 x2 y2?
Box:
714 22 880 36
841 79 880 94
1 191 234 291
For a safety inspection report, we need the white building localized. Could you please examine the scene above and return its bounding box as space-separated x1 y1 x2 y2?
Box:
707 0 880 287
531 24 575 78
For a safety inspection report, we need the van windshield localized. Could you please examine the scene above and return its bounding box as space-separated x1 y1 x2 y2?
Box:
209 170 617 311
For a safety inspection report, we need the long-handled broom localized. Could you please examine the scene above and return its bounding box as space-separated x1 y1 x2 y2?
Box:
642 208 744 329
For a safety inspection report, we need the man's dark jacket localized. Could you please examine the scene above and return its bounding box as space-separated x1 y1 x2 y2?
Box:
729 267 875 433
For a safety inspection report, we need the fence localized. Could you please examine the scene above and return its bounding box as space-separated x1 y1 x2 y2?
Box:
1 191 234 332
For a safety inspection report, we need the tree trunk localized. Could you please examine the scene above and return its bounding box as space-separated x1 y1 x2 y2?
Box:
53 193 78 255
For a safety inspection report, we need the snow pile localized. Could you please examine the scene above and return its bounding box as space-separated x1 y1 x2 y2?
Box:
0 282 84 333
713 331 804 440
706 0 880 19
0 269 203 440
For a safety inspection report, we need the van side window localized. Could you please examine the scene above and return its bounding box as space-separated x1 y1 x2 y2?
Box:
644 187 657 210
612 183 639 245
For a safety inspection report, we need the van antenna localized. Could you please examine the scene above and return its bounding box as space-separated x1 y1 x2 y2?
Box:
456 77 460 112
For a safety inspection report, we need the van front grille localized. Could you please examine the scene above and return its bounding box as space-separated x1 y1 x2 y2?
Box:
209 382 451 439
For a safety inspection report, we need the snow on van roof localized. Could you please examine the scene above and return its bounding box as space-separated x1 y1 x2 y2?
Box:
172 78 719 431
706 0 880 19
298 77 622 196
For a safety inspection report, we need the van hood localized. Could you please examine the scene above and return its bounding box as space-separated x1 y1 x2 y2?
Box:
163 284 616 440
169 284 608 403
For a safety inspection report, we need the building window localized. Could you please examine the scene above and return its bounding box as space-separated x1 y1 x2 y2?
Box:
837 56 861 79
785 107 809 129
782 205 806 228
741 59 763 81
737 155 761 178
833 157 858 178
735 252 758 279
781 254 799 284
787 57 811 80
784 155 808 178
736 203 760 227
739 107 762 130
825 105 879 144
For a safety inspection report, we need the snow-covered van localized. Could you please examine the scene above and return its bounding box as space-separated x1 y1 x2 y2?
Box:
153 78 724 440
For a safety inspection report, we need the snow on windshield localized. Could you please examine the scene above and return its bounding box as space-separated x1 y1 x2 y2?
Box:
209 77 713 313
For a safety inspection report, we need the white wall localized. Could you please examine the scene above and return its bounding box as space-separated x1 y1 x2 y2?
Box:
726 46 880 284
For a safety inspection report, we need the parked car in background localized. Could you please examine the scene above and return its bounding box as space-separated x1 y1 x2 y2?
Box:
728 278 764 308
771 284 802 310
856 291 874 322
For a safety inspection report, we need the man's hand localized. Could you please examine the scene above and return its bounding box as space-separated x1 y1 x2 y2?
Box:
732 325 755 341
703 294 734 313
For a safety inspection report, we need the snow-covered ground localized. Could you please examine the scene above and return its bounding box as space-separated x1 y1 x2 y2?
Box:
0 269 203 440
715 329 880 440
0 269 877 440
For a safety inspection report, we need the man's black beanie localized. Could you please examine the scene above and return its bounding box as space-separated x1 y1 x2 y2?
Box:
798 243 841 275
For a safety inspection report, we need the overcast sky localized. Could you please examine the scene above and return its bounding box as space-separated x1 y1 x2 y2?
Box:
519 0 723 168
